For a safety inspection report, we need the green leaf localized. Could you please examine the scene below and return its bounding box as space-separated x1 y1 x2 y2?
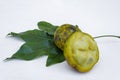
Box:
6 22 65 66
6 41 50 60
37 21 58 35
6 29 54 60
46 50 65 66
8 29 52 42
46 41 65 66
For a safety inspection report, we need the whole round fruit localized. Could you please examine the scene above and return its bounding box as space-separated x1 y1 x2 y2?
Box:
64 31 99 72
54 24 81 50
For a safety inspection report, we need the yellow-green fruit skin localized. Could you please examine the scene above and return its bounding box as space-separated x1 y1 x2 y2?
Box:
64 31 99 72
54 24 81 50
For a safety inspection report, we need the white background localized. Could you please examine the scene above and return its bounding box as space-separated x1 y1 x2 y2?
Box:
0 0 120 80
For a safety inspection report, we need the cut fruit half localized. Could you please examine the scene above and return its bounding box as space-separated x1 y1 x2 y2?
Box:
64 31 99 72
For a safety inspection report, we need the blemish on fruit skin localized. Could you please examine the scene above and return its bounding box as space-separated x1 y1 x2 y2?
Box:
64 32 68 37
54 35 59 41
72 48 75 54
78 48 86 51
87 57 93 64
67 26 77 32
72 64 77 68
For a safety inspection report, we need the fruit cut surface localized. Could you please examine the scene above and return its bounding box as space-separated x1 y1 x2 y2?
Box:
64 31 99 72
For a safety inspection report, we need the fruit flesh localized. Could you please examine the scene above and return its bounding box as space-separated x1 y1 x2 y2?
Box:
54 24 81 50
64 31 99 72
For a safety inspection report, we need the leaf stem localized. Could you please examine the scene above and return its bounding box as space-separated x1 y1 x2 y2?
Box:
94 35 120 39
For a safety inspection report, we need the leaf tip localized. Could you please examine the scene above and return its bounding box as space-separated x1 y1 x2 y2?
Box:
46 63 51 67
7 32 12 36
7 32 18 37
3 57 13 62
